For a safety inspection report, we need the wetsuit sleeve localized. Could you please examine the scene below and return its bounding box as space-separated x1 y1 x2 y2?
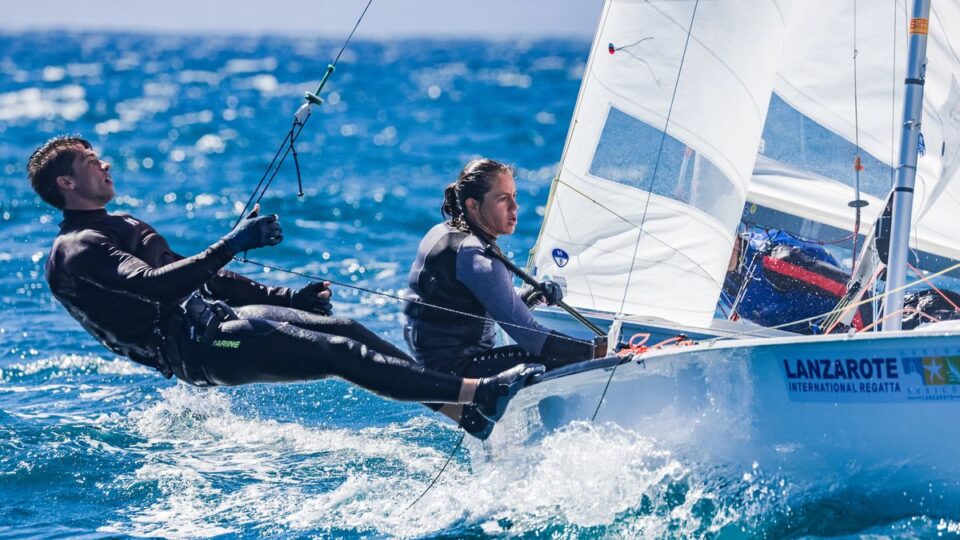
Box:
162 243 293 307
202 268 293 307
69 229 237 302
455 244 594 361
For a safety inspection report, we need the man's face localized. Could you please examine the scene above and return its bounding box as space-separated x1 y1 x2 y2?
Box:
61 144 114 209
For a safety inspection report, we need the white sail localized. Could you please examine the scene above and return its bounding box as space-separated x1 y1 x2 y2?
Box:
767 0 960 264
748 154 885 233
530 0 793 327
910 2 960 251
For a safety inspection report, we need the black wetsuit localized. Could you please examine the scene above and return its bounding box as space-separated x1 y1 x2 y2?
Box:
404 223 596 378
45 208 465 401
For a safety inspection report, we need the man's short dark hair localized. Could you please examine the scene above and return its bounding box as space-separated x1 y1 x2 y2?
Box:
27 136 92 210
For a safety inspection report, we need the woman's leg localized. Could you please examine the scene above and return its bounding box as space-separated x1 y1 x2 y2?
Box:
421 345 542 438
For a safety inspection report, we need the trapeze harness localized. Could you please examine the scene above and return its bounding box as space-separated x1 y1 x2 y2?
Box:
404 222 596 376
44 208 469 402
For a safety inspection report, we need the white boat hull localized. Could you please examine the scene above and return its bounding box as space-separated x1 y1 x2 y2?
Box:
481 328 960 505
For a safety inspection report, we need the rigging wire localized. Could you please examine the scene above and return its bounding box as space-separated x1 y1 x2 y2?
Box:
223 0 475 511
849 0 866 271
617 1 700 315
405 432 465 512
698 257 960 344
233 0 374 226
235 257 597 346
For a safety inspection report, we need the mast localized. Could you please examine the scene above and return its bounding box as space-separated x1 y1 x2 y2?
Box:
882 0 931 331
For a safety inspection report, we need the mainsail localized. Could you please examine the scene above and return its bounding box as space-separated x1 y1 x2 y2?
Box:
530 0 793 327
756 0 960 265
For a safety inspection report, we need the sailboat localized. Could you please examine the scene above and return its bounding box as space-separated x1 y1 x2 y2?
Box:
478 0 960 498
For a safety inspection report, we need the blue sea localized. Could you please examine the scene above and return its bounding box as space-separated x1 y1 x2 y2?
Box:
1 31 958 538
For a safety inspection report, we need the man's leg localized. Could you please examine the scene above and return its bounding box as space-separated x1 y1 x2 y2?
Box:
193 317 463 401
232 304 414 361
189 317 543 420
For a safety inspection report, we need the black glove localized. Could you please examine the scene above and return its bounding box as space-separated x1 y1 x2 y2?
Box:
520 280 564 307
222 208 282 254
539 279 564 306
520 286 544 307
290 281 333 315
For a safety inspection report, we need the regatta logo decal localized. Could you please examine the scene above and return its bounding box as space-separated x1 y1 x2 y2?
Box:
781 355 960 402
211 339 241 349
783 357 901 397
901 356 960 402
918 356 960 385
552 248 569 267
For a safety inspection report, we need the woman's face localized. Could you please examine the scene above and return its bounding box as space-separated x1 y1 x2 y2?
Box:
466 171 518 238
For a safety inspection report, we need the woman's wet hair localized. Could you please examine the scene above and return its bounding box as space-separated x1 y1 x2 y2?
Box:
27 135 92 209
441 158 514 231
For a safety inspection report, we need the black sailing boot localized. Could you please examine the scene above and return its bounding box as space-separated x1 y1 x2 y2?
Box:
473 363 545 422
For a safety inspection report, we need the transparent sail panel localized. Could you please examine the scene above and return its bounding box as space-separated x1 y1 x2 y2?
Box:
590 107 741 227
772 0 960 265
762 94 893 199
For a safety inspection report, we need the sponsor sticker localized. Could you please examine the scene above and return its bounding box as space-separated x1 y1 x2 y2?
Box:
780 354 960 402
552 248 569 268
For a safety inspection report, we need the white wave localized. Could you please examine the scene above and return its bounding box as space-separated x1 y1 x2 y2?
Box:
0 85 88 122
279 421 767 538
0 354 153 381
194 134 225 154
223 57 277 75
98 384 938 537
101 385 454 538
100 385 765 538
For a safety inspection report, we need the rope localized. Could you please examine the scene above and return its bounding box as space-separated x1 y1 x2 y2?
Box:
725 231 772 320
617 333 694 358
696 258 960 345
823 264 884 334
234 119 310 227
406 432 465 511
233 0 374 226
907 263 960 313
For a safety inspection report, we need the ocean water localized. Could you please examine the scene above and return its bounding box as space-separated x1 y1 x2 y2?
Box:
1 31 958 539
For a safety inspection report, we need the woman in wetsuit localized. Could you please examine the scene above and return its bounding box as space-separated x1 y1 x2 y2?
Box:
404 158 606 436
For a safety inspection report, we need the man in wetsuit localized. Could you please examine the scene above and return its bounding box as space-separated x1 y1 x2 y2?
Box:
28 135 542 431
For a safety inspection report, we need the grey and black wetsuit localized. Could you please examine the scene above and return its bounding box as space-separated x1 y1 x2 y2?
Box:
404 222 595 378
44 208 467 401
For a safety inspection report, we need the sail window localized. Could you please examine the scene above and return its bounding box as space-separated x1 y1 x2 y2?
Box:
761 94 893 198
589 106 742 227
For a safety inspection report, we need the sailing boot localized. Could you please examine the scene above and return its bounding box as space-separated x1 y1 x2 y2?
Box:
474 363 545 422
459 405 494 440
